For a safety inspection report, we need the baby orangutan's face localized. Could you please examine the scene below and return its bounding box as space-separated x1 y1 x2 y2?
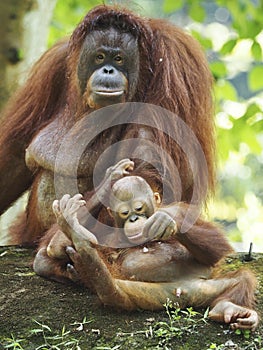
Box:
109 176 160 244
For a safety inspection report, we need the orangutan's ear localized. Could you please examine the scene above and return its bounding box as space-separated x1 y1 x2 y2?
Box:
107 207 114 218
154 192 161 205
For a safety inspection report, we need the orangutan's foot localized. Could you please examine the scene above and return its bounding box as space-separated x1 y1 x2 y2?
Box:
209 300 259 331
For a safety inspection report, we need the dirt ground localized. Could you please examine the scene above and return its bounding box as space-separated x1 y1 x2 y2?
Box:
0 246 262 350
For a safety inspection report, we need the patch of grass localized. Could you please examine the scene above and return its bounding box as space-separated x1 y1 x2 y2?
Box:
1 334 26 349
1 300 262 350
150 299 209 348
0 300 208 350
1 317 92 350
207 332 263 350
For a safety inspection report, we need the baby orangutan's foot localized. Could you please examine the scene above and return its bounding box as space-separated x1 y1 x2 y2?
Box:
209 300 259 331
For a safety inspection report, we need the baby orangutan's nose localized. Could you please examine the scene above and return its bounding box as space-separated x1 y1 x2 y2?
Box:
129 214 139 223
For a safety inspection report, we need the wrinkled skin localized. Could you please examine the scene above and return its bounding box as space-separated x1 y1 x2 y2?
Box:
78 28 139 109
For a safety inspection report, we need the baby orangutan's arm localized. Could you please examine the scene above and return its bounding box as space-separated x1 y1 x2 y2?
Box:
143 202 233 266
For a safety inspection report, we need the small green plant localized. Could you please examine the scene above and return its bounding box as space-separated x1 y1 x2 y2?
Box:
235 328 251 339
1 317 93 350
207 331 263 350
207 343 224 350
94 346 122 350
29 318 95 349
1 334 25 350
29 320 79 349
152 299 209 346
234 330 263 350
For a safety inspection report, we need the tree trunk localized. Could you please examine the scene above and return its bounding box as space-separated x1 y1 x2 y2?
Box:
0 0 57 111
0 0 57 244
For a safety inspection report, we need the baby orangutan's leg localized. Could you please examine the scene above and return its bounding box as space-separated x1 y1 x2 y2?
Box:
33 245 80 283
46 230 72 259
33 222 81 283
52 193 138 308
33 194 93 284
67 238 257 316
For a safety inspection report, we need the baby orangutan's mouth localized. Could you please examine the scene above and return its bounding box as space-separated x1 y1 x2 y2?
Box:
124 216 148 245
126 230 148 245
128 232 143 241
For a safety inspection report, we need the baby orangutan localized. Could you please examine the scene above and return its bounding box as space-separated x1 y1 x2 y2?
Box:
34 159 259 331
107 175 177 246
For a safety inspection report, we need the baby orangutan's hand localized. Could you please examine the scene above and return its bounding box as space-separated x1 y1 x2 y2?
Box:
142 211 177 241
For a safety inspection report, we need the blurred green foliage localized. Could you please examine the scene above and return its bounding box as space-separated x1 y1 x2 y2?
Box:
49 0 263 250
163 0 263 250
48 0 102 45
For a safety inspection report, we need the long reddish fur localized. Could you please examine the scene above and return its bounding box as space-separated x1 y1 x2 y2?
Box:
0 5 215 244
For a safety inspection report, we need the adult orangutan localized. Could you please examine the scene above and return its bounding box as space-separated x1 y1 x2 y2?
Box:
34 159 259 331
0 5 215 247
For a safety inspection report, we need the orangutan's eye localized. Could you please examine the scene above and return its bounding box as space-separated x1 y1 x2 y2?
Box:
95 53 105 63
114 55 123 64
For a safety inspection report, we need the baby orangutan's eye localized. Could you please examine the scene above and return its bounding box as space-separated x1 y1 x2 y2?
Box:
120 210 129 219
134 202 144 213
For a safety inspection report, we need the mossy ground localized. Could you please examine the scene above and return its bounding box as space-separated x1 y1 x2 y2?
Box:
0 246 262 349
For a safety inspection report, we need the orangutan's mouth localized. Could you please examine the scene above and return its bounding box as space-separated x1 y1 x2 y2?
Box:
94 90 125 97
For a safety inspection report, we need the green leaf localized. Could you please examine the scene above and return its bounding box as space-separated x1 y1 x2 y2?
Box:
191 30 212 50
203 307 210 319
251 41 262 61
189 3 205 22
220 39 237 55
243 329 251 339
251 119 263 132
48 0 102 46
163 0 183 13
248 65 263 91
246 20 262 38
17 48 24 61
245 103 262 120
231 118 262 154
210 61 227 79
215 80 238 102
